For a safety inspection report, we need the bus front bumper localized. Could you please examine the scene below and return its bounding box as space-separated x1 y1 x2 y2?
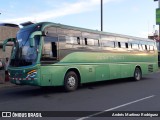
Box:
10 78 39 86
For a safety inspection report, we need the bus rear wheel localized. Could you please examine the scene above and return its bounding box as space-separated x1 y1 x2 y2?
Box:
64 71 78 92
134 67 142 81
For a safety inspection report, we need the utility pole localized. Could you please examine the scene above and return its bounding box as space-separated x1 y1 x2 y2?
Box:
101 0 103 31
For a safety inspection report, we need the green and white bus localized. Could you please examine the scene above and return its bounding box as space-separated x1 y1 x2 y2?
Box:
3 22 158 91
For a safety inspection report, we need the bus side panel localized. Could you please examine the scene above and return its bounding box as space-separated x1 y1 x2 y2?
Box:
109 63 132 80
79 65 96 83
120 64 132 78
109 64 121 80
95 64 110 81
40 66 65 86
141 63 149 75
153 63 159 72
41 74 52 86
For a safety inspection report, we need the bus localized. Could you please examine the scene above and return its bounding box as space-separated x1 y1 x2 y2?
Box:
2 22 158 91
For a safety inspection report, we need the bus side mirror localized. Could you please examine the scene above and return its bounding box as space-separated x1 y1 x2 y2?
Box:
29 31 42 47
3 38 16 52
30 38 35 47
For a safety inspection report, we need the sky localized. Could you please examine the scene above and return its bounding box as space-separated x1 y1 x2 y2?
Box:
0 0 158 38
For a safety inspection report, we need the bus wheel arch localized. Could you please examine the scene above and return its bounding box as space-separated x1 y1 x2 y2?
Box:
133 66 142 81
64 68 81 92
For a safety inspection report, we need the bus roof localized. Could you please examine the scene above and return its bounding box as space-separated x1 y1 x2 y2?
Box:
22 22 153 42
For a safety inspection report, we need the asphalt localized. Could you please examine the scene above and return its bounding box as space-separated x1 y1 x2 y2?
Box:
0 71 160 120
0 81 16 88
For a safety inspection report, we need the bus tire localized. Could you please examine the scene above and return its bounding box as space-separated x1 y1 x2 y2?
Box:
64 71 78 92
133 67 142 81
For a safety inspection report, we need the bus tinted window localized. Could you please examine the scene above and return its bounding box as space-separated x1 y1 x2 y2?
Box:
102 41 115 48
66 36 81 45
66 30 81 36
82 32 100 39
132 43 139 49
142 44 146 50
84 38 99 46
121 42 126 48
94 40 99 46
139 44 143 51
42 36 58 59
101 35 116 41
87 39 94 46
150 46 154 51
45 27 57 35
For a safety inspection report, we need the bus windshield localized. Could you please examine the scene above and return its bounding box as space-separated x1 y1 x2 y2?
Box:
10 25 41 67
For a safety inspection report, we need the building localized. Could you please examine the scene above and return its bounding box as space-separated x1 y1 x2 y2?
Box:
0 23 19 83
0 23 19 60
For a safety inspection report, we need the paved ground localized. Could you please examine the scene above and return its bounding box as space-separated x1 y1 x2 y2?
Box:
0 82 16 88
0 71 160 120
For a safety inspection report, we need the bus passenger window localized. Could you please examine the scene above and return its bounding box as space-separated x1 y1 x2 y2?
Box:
94 40 99 46
43 42 57 58
142 44 146 50
121 42 126 48
139 44 143 51
42 36 58 61
84 38 87 45
102 41 114 48
132 44 139 49
150 46 154 51
43 42 52 57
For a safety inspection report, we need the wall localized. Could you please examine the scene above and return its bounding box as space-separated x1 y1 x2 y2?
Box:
0 26 19 59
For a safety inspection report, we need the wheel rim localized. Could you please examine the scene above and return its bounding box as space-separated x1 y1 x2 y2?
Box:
67 76 76 88
135 69 141 80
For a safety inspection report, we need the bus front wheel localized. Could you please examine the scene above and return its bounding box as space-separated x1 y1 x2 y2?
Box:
133 67 142 81
64 71 78 92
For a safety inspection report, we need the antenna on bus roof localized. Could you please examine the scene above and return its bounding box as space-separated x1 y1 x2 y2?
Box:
20 21 34 27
